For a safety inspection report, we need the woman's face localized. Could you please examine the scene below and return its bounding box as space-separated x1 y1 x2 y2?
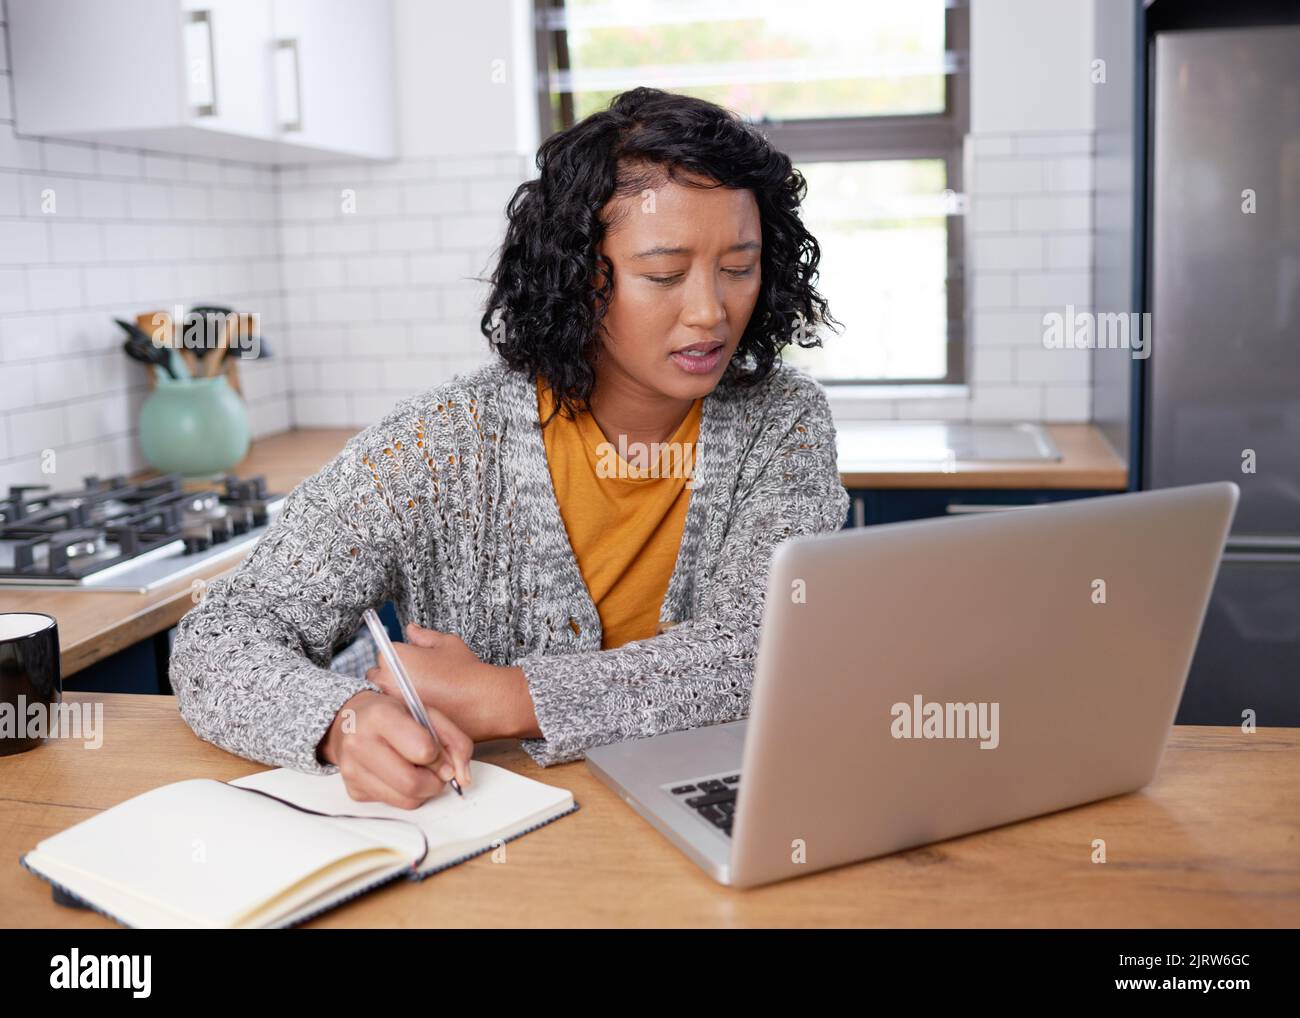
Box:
593 170 762 402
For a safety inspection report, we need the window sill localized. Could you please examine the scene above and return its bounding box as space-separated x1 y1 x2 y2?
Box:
823 383 970 417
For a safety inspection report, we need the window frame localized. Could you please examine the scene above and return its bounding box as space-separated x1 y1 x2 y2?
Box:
533 0 970 387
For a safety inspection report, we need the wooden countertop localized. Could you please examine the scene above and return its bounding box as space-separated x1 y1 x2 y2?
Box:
3 693 1296 928
1 423 1125 678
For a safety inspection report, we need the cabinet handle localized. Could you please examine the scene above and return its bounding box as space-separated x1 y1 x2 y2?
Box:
276 38 304 133
944 503 1039 514
1225 535 1300 553
188 10 218 118
852 495 866 528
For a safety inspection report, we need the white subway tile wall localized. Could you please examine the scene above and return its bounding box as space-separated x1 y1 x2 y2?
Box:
0 9 290 495
273 156 514 427
965 130 1096 422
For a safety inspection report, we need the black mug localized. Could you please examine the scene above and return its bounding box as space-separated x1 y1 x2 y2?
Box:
0 613 61 757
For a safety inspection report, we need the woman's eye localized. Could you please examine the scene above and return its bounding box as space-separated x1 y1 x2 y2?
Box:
646 267 754 286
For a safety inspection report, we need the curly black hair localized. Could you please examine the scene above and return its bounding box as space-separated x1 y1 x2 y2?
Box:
478 86 838 425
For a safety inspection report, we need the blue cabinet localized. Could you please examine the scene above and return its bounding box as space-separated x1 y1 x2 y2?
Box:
842 488 1115 529
63 636 170 696
64 600 406 697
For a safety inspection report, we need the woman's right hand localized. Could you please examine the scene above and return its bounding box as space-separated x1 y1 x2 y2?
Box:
317 690 473 809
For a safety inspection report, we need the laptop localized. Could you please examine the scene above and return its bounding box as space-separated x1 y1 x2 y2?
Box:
585 481 1239 888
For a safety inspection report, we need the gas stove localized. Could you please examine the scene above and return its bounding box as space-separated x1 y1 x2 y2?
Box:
0 473 286 593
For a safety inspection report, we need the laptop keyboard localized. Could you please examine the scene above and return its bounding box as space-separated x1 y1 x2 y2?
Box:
668 773 741 837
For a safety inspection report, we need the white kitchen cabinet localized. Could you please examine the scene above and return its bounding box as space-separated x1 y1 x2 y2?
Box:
271 0 395 161
7 0 396 163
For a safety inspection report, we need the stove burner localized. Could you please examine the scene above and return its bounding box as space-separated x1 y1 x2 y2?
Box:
0 472 285 586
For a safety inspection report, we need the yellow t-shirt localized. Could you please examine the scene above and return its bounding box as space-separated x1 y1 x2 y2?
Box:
536 376 701 650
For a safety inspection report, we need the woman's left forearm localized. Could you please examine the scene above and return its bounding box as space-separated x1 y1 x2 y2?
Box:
500 665 544 740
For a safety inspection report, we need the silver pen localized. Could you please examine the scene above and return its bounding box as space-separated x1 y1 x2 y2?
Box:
361 608 464 797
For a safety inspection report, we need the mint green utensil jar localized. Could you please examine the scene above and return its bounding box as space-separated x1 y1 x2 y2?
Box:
138 374 250 478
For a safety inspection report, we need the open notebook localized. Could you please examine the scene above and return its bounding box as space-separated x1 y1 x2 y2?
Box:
20 759 577 928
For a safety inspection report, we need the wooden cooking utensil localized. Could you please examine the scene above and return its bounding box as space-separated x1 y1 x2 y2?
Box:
206 314 231 378
222 313 254 395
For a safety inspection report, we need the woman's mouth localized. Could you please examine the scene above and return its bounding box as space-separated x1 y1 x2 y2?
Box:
669 342 725 375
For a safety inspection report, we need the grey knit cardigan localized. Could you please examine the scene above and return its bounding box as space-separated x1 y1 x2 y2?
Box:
169 357 849 772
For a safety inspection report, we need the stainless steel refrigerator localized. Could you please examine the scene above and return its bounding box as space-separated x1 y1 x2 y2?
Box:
1146 23 1300 725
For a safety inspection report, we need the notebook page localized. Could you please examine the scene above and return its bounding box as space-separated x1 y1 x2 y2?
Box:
28 848 412 929
231 759 574 866
27 778 410 927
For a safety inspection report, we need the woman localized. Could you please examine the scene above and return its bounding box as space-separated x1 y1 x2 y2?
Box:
169 87 849 810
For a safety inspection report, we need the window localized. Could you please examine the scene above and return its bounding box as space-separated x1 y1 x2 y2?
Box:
535 0 970 386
